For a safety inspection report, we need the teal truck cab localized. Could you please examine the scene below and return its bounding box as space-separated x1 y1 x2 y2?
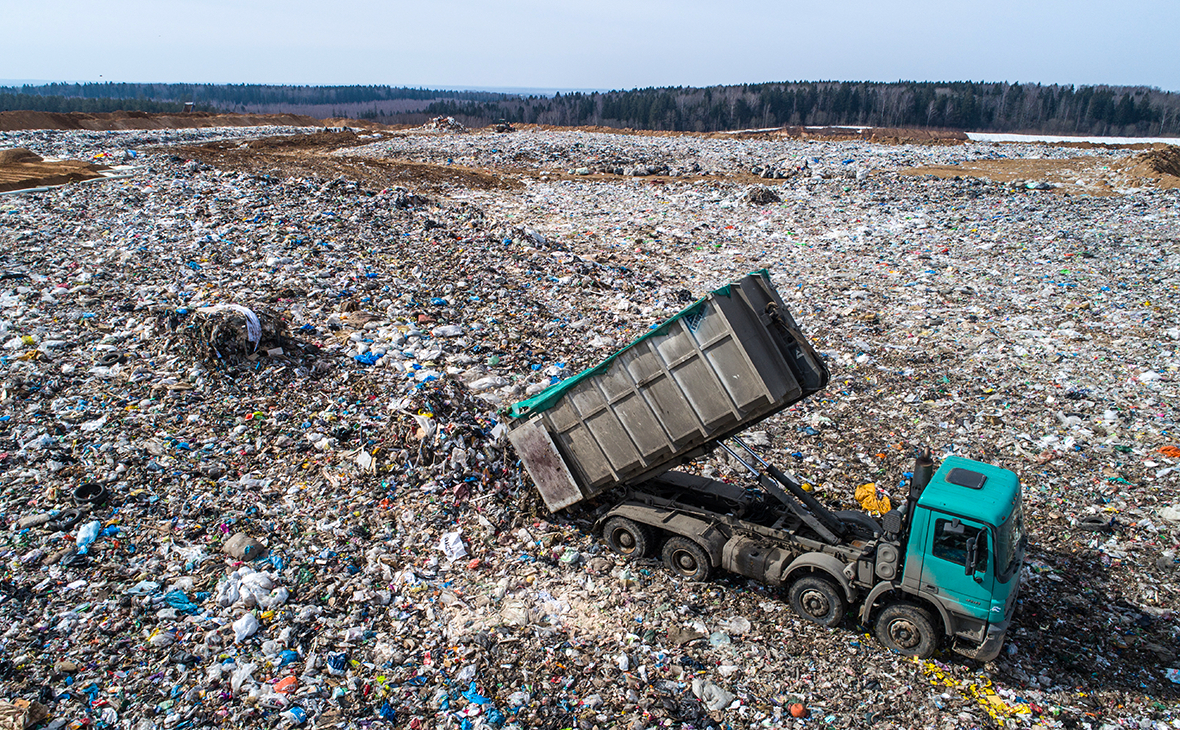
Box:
882 453 1026 661
508 271 1026 660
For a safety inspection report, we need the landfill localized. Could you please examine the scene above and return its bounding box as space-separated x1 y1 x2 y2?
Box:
0 122 1178 730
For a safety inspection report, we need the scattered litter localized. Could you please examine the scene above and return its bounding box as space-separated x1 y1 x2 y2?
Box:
0 123 1176 730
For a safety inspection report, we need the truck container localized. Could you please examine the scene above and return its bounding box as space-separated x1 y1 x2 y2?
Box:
509 271 827 512
508 270 1025 661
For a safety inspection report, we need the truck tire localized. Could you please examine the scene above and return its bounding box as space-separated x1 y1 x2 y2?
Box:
874 603 938 659
602 517 652 558
662 537 711 582
788 575 846 627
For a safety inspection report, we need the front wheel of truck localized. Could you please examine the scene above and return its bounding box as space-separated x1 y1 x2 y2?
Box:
875 603 938 658
602 517 652 558
788 576 847 627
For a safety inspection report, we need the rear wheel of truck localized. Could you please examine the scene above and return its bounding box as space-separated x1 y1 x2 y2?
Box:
874 603 938 659
602 517 652 558
662 537 711 582
788 576 846 627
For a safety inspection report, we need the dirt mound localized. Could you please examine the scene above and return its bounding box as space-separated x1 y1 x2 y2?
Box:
1107 144 1180 189
0 110 324 132
187 129 363 154
900 157 1111 195
0 148 42 164
1134 145 1180 177
902 145 1180 195
0 153 109 193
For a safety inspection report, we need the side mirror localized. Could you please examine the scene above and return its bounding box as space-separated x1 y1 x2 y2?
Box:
964 535 978 576
942 518 965 536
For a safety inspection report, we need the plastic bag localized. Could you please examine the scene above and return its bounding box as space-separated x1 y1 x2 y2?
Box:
855 483 892 514
233 613 260 642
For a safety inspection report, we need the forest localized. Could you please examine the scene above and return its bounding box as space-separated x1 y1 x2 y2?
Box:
0 92 208 114
421 82 1179 136
4 80 1177 136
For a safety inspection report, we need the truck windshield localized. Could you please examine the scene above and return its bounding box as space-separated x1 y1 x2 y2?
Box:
996 495 1025 582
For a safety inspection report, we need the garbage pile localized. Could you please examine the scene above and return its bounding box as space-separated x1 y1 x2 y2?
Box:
568 158 702 178
168 305 300 366
750 158 808 180
412 117 469 135
743 185 782 205
0 123 1177 730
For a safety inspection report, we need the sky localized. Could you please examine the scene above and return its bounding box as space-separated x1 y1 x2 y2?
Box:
3 0 1178 92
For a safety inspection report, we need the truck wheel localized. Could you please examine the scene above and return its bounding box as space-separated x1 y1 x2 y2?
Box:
662 537 711 582
602 517 652 558
874 603 938 659
788 576 846 627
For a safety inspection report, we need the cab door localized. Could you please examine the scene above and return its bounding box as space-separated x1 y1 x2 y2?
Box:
918 512 994 623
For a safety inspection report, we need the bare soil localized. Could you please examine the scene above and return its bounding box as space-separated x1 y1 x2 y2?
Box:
0 110 323 132
736 125 969 145
0 148 109 192
1124 145 1180 187
308 121 970 145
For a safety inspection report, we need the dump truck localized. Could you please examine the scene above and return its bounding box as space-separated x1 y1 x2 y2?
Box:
508 271 1025 661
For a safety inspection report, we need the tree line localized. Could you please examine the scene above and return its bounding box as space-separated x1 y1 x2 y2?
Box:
421 82 1178 136
0 92 210 114
4 80 1178 136
6 83 512 107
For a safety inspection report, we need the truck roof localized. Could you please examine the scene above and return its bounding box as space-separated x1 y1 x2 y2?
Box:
917 455 1020 528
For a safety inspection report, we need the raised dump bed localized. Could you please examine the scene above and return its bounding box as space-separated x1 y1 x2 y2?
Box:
509 270 829 511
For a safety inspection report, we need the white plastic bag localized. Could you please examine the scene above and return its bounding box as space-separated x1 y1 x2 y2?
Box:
233 613 259 642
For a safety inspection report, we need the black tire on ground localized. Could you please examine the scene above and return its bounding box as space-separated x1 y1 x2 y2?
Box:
874 603 939 659
661 537 711 582
788 575 847 628
602 517 652 558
